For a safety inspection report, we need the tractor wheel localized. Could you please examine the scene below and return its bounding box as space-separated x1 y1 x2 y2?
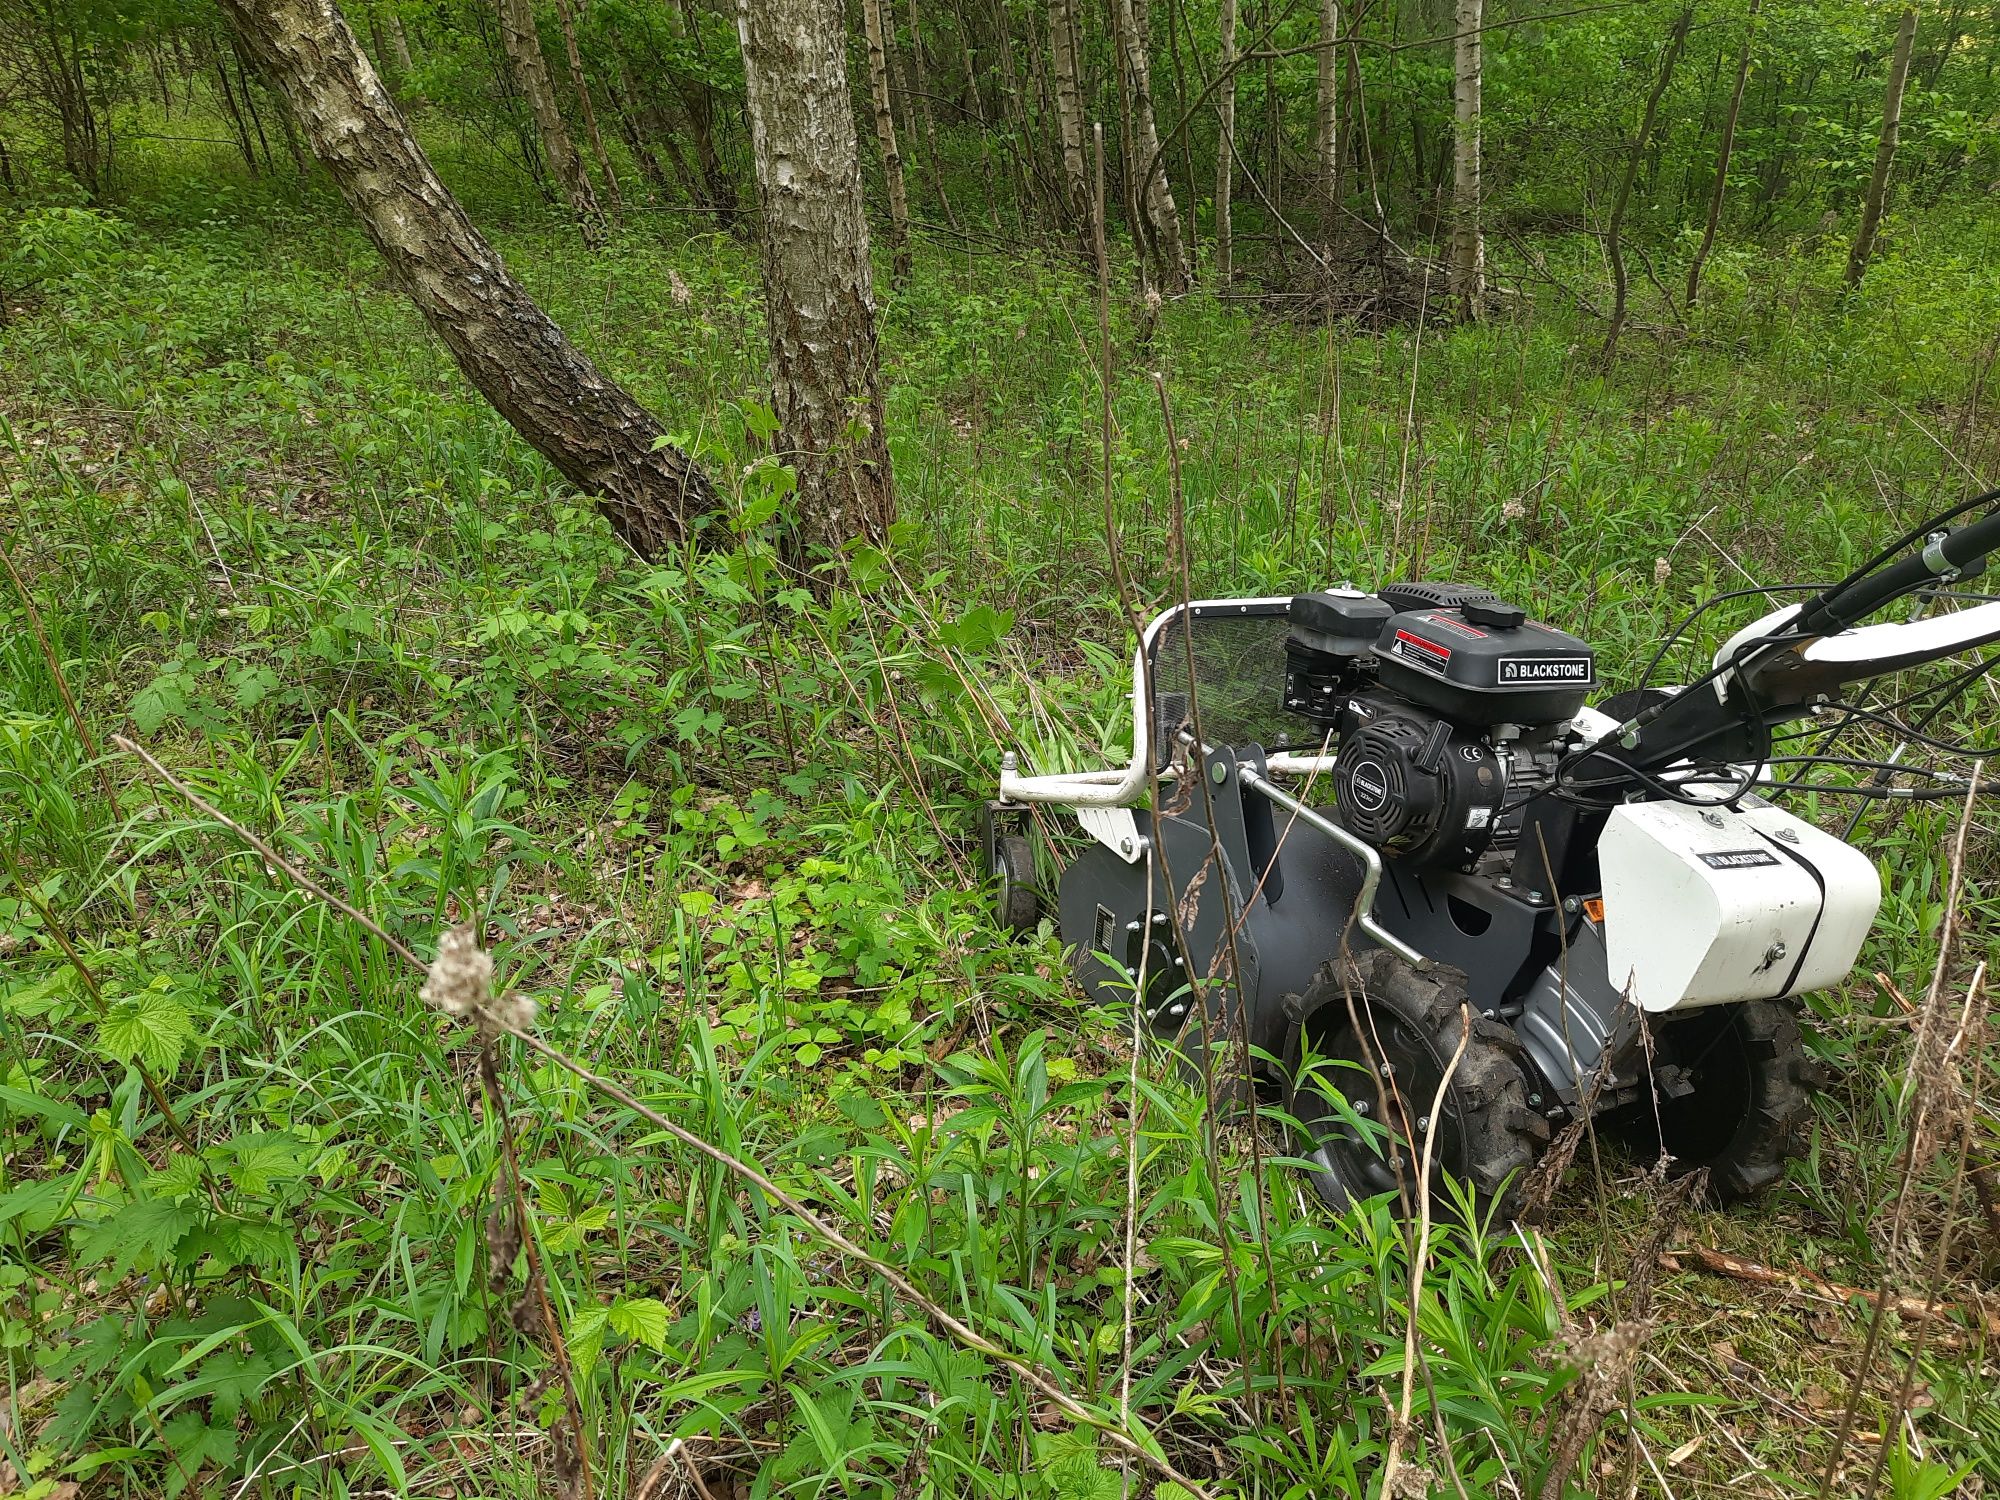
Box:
1615 999 1818 1204
1284 952 1549 1224
980 804 1041 935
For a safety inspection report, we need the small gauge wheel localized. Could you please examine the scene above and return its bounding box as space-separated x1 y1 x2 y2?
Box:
992 831 1041 935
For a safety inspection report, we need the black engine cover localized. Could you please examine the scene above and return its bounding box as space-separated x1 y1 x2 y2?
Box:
1332 703 1505 867
1374 602 1595 726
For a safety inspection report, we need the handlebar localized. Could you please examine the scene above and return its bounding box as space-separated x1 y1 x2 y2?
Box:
1794 502 2000 637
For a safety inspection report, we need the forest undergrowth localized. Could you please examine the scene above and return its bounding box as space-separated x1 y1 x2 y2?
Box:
3 135 1999 1500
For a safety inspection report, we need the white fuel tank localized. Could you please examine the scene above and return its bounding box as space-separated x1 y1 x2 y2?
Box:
1598 799 1881 1013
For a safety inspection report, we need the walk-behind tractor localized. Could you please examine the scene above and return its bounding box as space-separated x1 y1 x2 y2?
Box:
983 495 2000 1220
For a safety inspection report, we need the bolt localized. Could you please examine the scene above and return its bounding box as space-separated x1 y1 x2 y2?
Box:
1119 837 1134 855
1482 1009 1497 1020
1211 761 1228 784
1563 896 1581 913
1528 1093 1543 1107
1497 875 1514 889
1415 1115 1430 1132
1380 1061 1394 1077
1527 890 1546 904
1354 1100 1369 1116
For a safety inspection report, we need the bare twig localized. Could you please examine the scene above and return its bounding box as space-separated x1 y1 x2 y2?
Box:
1663 1241 2000 1338
112 733 423 970
1380 1002 1472 1496
1818 766 1987 1499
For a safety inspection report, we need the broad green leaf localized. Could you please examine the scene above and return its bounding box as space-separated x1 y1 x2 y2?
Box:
568 1305 611 1384
609 1296 670 1351
75 1198 199 1279
224 1131 316 1193
95 989 196 1074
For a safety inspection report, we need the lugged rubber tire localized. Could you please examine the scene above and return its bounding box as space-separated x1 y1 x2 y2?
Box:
1628 998 1818 1204
1284 951 1551 1224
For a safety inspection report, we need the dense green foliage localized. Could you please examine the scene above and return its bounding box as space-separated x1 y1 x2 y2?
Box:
6 0 2000 273
4 2 2000 1497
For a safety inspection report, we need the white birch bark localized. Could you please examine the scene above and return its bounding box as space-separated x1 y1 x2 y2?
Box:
736 0 897 545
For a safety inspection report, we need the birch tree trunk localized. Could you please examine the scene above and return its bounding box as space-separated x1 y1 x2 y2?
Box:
1316 0 1338 216
1049 0 1087 220
1110 0 1188 291
736 0 897 548
385 10 415 74
1215 0 1236 284
550 0 622 215
1448 0 1483 317
492 0 604 245
1686 0 1758 308
861 0 913 283
1845 4 1918 288
218 0 719 557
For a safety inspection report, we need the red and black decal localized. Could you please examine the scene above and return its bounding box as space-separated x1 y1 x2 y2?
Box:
1392 629 1453 674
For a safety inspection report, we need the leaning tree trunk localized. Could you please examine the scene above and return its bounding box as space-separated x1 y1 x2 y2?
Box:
1686 0 1759 308
1602 5 1692 363
1448 0 1483 318
736 0 897 550
492 0 605 244
861 0 913 284
1111 0 1189 292
1846 4 1918 288
1215 0 1236 284
218 0 719 557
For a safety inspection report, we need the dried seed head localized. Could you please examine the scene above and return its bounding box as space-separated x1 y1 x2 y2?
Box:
492 990 539 1033
1502 499 1527 521
669 269 692 307
1654 556 1673 586
422 924 492 1019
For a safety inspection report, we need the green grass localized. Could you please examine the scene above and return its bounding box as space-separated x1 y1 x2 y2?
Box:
2 128 1997 1500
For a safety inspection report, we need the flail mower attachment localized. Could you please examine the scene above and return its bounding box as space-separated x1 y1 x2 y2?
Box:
988 494 2000 1222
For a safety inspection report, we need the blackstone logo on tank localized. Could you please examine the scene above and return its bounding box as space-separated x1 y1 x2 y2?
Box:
1497 656 1593 683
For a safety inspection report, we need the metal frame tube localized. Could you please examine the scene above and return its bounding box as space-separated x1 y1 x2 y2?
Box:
1237 762 1433 969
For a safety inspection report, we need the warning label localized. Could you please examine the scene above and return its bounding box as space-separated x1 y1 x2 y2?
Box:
1392 630 1452 675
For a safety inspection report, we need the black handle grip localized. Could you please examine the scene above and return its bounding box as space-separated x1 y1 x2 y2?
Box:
1797 509 2000 637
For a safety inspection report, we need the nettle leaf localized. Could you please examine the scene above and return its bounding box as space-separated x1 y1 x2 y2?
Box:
568 1304 611 1385
197 1348 277 1421
160 1406 239 1497
130 675 189 735
609 1297 670 1351
543 1202 612 1255
95 988 196 1074
224 1131 316 1194
75 1197 199 1279
146 1152 209 1203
